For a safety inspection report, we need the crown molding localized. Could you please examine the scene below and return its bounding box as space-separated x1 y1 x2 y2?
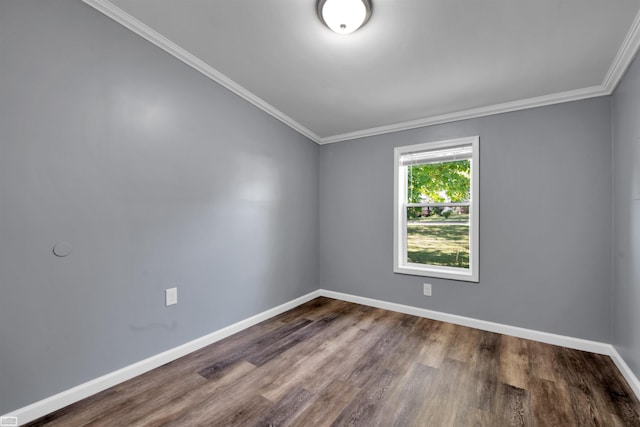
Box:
317 8 640 144
602 8 640 93
84 1 640 146
317 85 609 144
82 0 322 144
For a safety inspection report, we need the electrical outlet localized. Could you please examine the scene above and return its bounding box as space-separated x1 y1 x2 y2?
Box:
0 416 18 427
423 283 432 296
165 287 178 306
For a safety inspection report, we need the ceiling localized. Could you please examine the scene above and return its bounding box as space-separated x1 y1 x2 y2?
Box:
84 0 640 144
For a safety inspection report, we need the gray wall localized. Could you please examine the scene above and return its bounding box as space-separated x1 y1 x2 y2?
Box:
611 55 640 380
0 0 318 413
1 0 633 416
319 98 612 343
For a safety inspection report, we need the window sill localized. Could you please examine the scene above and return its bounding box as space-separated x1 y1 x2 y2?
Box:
393 264 478 283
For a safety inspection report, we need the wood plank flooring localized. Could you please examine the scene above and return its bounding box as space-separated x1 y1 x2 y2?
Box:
26 297 640 426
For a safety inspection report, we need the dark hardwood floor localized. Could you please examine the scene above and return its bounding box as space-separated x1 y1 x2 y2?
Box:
26 297 640 426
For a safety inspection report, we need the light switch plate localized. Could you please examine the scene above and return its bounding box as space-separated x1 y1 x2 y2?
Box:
166 287 178 306
423 283 432 296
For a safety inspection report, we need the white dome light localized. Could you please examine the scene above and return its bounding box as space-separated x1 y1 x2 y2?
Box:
318 0 372 35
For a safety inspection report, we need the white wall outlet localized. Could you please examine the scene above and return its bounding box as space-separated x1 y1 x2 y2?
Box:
423 283 432 296
0 416 19 426
165 287 178 306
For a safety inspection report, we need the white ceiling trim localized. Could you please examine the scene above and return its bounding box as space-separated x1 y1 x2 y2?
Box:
83 0 640 146
319 85 609 144
602 7 640 93
82 0 323 143
323 7 640 145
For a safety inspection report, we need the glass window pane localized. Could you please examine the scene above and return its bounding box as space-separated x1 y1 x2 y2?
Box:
406 160 471 204
406 206 470 269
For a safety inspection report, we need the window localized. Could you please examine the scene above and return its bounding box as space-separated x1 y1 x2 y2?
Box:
393 136 479 282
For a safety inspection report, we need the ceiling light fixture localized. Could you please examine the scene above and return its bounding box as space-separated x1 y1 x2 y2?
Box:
317 0 372 35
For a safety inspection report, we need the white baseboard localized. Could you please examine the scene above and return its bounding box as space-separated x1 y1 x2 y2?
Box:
318 289 612 354
5 288 639 426
2 290 321 426
609 346 640 400
319 289 640 400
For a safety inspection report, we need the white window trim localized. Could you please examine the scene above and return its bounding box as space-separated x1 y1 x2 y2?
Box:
393 136 479 282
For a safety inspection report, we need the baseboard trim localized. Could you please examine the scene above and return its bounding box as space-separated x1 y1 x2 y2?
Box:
319 289 640 400
609 346 640 400
3 290 321 426
318 289 612 355
5 288 639 425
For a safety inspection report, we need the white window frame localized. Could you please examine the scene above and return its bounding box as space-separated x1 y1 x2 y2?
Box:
393 136 479 282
